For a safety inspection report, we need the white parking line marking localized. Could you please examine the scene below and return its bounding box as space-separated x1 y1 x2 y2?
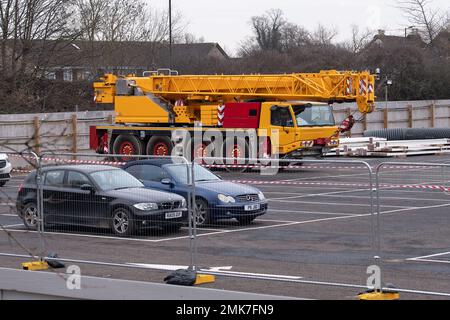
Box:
303 194 450 203
268 199 410 209
407 258 450 265
265 192 450 203
127 263 304 281
408 251 450 260
2 202 449 242
281 172 370 182
268 209 358 216
1 224 23 228
258 218 316 223
0 228 185 243
379 203 450 215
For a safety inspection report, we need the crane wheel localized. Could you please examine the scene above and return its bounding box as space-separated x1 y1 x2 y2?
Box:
147 136 173 157
186 140 213 163
223 137 250 172
113 135 143 161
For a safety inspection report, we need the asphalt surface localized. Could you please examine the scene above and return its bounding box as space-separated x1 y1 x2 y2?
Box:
1 155 450 300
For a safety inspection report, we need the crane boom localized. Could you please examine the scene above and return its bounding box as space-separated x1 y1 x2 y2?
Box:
94 70 376 114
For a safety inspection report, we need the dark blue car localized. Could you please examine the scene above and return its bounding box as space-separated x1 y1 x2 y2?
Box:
123 159 268 226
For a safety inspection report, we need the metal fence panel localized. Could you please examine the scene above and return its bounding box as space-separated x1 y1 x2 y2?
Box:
375 162 450 298
190 156 378 293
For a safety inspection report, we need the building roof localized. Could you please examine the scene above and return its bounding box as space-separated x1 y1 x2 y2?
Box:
10 40 229 71
369 30 427 49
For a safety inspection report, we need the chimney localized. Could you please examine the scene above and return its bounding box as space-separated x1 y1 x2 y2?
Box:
410 27 420 36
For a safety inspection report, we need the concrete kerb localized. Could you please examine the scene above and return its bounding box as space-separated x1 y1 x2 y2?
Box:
375 161 450 294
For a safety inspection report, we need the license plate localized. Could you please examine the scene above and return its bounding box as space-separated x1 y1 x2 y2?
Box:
244 204 260 211
165 212 183 219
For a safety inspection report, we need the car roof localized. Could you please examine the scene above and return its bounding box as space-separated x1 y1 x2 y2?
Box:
41 165 120 173
124 159 187 167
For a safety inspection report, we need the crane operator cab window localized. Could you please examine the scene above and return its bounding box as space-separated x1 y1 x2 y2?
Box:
293 104 335 127
271 106 295 127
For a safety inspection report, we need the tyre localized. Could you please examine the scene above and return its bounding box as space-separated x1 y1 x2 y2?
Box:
0 181 6 187
146 136 173 157
186 139 213 163
110 207 135 237
112 135 143 161
22 202 39 230
194 198 211 227
223 137 250 173
236 216 256 225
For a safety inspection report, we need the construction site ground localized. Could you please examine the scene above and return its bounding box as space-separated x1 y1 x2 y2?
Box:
1 154 450 300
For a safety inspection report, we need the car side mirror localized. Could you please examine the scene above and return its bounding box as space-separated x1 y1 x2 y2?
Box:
81 184 95 193
161 179 174 187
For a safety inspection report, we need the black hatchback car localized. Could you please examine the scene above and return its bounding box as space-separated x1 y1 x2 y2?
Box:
16 165 187 236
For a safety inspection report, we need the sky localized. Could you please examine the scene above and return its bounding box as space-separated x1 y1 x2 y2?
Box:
149 0 450 56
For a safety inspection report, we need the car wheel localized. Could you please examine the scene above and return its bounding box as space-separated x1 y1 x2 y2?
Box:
0 181 6 187
194 198 211 227
237 216 256 225
111 208 135 237
22 203 39 230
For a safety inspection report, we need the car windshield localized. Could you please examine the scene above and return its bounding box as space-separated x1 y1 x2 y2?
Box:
164 164 221 184
292 104 335 127
90 169 143 191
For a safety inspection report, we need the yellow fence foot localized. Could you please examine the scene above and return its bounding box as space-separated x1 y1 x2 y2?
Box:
195 274 216 285
358 290 400 300
22 261 49 271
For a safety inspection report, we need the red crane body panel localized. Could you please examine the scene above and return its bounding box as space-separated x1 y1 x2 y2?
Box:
222 102 261 129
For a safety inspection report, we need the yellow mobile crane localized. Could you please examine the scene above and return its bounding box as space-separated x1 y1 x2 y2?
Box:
90 69 376 160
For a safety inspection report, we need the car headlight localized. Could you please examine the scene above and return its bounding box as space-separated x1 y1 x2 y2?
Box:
258 192 265 200
133 203 159 211
218 194 236 204
181 198 187 208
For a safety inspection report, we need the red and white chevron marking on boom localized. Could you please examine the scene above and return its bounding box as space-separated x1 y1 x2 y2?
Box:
217 105 225 126
359 79 367 95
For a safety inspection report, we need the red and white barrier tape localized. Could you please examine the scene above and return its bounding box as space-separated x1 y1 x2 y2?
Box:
5 154 448 171
203 164 436 170
230 179 450 192
41 157 125 166
7 154 125 166
12 169 33 174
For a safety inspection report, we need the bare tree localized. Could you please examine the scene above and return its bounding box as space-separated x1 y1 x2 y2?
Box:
397 0 447 44
251 9 286 51
311 24 338 45
181 32 205 45
0 0 79 87
75 0 107 41
280 22 310 52
345 25 375 53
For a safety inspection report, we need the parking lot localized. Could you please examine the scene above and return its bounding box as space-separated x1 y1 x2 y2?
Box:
1 155 450 300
